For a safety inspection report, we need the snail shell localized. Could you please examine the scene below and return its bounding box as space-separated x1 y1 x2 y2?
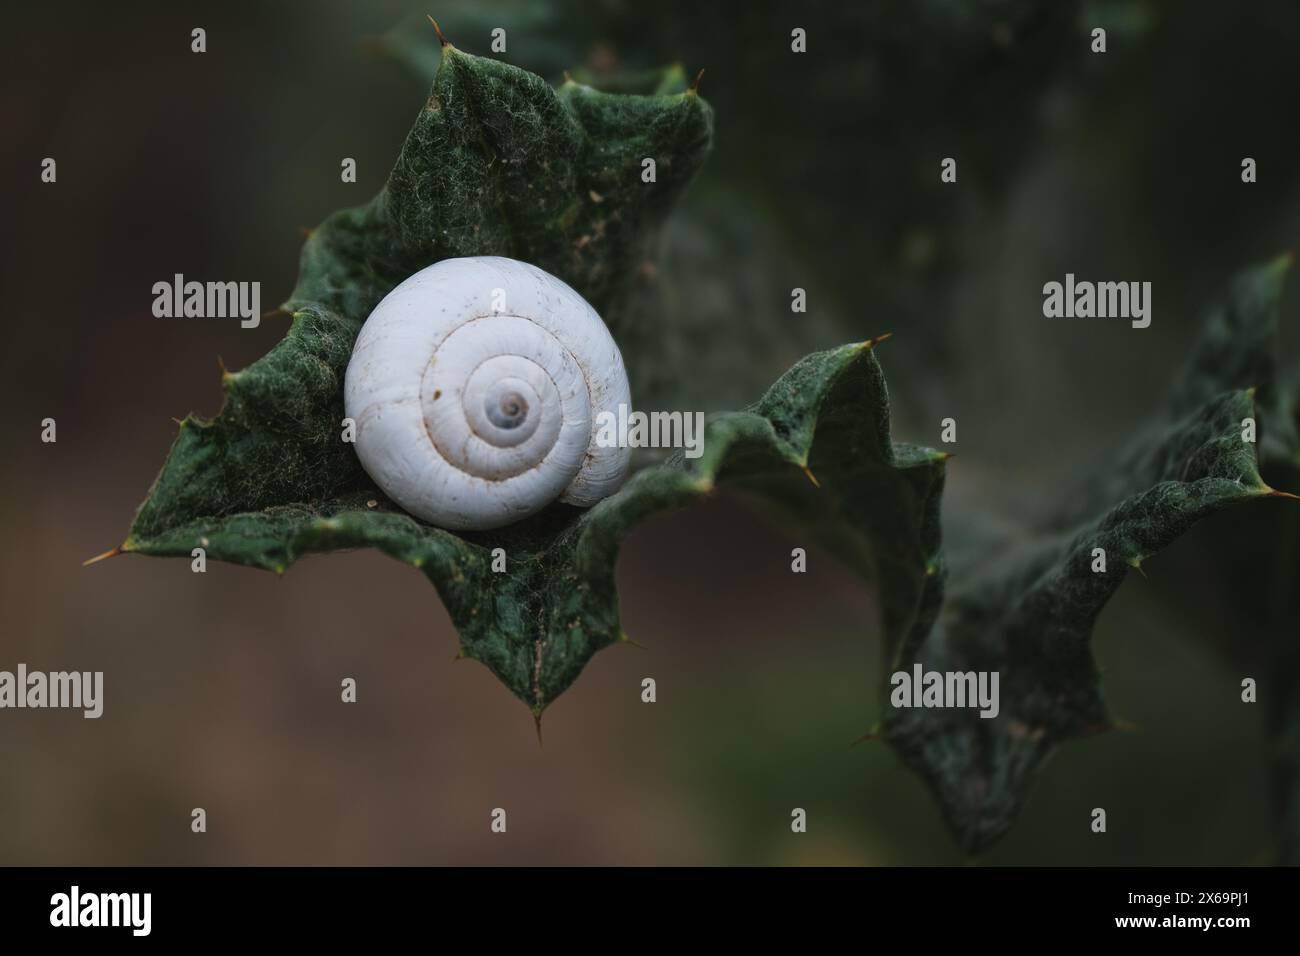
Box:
344 256 632 531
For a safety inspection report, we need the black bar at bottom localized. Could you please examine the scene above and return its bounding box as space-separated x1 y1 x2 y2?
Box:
0 865 1283 941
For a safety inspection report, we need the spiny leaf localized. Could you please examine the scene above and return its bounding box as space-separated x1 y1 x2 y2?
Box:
881 258 1293 854
129 42 711 548
108 33 1297 857
1106 255 1300 863
1168 252 1298 467
115 47 947 715
120 46 719 711
889 390 1271 852
125 341 943 714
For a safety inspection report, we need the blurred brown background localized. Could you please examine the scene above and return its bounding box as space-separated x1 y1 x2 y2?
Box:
2 0 1297 864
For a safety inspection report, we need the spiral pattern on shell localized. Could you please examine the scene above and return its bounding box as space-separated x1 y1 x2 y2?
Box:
344 257 632 531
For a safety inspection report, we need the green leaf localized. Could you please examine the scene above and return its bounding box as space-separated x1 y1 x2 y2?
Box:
130 42 714 542
109 30 1297 857
125 337 942 714
881 258 1293 854
1167 253 1299 468
120 43 720 711
117 44 946 715
1112 255 1300 864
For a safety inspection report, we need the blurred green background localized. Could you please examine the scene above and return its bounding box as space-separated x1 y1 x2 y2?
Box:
2 0 1298 864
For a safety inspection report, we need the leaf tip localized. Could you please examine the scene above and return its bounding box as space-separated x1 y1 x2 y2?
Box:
82 544 126 567
617 630 645 649
426 15 451 48
801 464 821 488
688 68 705 94
1265 487 1300 500
859 331 893 351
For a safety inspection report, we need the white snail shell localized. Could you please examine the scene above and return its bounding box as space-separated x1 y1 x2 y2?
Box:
344 256 632 531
